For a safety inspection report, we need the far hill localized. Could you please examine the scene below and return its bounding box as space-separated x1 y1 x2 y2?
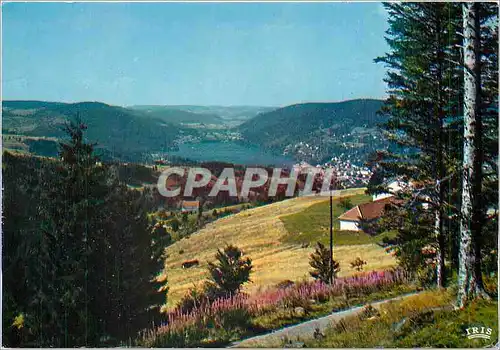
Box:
135 105 277 126
3 100 183 162
129 105 224 125
238 99 386 164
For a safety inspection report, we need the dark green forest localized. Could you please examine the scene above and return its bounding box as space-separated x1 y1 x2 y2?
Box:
2 122 169 347
238 99 388 164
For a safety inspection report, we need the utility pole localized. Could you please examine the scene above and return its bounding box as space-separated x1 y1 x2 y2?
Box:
329 176 334 284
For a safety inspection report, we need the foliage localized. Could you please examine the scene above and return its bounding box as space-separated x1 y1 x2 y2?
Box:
350 257 367 271
239 99 386 164
170 217 180 232
140 295 252 347
2 101 183 163
301 288 497 348
175 286 210 314
372 1 498 299
2 121 166 347
358 217 383 236
359 304 380 320
301 290 463 348
416 264 437 289
380 204 436 276
205 245 253 299
141 270 410 347
371 2 466 289
309 242 340 284
339 198 353 211
394 299 498 348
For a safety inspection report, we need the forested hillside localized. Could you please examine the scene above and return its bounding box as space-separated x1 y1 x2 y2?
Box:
129 105 224 124
2 100 185 162
2 122 168 346
238 99 386 164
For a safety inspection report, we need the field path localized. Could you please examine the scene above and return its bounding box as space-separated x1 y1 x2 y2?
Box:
229 292 419 348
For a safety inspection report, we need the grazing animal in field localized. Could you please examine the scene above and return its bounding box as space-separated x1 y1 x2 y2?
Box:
181 259 200 269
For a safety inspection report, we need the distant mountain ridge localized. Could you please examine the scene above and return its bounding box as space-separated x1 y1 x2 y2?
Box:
3 99 387 165
238 98 386 164
130 105 276 126
129 105 224 124
3 100 183 162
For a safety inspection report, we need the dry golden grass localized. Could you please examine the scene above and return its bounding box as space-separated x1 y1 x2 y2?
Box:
162 188 396 309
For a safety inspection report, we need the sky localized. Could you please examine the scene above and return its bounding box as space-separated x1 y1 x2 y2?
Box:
2 2 389 107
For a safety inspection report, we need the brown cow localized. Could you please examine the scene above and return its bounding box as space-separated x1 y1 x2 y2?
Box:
181 259 200 269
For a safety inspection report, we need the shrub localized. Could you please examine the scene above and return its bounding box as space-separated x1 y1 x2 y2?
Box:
382 235 397 246
416 264 436 289
339 198 353 210
158 210 169 219
279 291 312 312
350 257 367 271
212 209 218 217
358 218 382 235
212 301 252 334
176 286 209 314
358 304 380 320
309 242 340 284
170 218 180 232
140 270 410 347
206 245 253 298
140 294 251 347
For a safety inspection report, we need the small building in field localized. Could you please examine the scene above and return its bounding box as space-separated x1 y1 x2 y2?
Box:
338 196 397 232
181 200 200 213
372 180 405 201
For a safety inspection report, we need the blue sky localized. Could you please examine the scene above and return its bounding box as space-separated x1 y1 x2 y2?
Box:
3 2 388 107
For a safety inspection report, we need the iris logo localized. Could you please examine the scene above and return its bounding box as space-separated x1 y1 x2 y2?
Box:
465 326 492 340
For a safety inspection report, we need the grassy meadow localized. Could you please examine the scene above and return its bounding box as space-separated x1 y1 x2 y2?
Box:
162 188 397 308
280 193 397 246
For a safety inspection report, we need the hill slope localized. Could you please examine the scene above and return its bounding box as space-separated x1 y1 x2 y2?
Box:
129 105 224 125
238 99 386 164
3 100 184 162
130 105 277 126
163 189 396 308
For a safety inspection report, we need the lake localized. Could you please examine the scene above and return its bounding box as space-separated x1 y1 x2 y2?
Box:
169 141 295 166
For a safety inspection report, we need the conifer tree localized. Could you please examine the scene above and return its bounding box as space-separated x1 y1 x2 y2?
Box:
2 120 167 346
373 2 463 287
205 245 253 298
309 242 340 284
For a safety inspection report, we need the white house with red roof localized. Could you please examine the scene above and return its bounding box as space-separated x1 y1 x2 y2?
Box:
338 196 399 232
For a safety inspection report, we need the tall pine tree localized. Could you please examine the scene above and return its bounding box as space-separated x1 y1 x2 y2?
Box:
373 2 464 287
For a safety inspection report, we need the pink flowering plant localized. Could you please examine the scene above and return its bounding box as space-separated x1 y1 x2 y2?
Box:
140 269 410 347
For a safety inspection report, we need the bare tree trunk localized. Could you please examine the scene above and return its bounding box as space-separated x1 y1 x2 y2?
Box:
457 2 489 308
470 2 490 301
435 197 446 287
435 13 446 289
